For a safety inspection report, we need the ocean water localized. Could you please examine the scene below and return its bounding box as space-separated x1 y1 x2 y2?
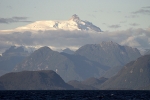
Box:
0 90 150 100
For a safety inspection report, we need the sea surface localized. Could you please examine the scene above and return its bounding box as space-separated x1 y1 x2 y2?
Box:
0 90 150 100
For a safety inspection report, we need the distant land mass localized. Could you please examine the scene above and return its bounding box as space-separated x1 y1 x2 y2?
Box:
100 55 150 90
13 41 141 81
0 70 74 90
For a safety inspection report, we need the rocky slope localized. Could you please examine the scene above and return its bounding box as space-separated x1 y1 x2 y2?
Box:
75 41 141 78
75 41 141 67
100 55 150 90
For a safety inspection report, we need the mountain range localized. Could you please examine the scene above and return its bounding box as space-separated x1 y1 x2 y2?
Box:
0 41 149 90
0 14 149 90
13 41 141 81
1 52 150 90
75 41 141 78
0 46 30 76
75 41 141 67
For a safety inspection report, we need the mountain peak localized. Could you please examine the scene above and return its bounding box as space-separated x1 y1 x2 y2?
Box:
15 14 102 32
69 14 80 22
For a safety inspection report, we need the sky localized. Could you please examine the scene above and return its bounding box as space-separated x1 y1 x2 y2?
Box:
0 0 150 31
0 0 150 53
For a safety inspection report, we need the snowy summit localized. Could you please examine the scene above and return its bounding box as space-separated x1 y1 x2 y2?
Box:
15 14 102 32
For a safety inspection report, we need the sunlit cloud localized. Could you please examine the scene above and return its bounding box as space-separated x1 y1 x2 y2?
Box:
142 6 150 9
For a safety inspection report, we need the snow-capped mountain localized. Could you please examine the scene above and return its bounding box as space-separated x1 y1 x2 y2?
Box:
15 14 102 32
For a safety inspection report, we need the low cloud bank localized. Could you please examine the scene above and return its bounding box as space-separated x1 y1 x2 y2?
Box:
0 28 150 53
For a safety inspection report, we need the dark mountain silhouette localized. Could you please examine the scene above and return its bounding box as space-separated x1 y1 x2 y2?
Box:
0 70 74 90
100 55 150 90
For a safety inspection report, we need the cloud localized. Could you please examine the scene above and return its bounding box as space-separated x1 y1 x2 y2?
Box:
132 9 150 15
7 6 12 9
130 23 139 26
93 10 103 13
87 14 96 18
120 21 127 24
125 15 139 18
108 24 121 29
0 28 150 53
121 30 150 48
0 17 32 24
142 6 150 9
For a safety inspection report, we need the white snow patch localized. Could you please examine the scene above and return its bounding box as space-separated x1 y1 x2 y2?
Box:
14 14 101 32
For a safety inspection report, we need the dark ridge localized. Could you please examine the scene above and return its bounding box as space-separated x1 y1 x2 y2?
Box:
0 70 74 90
